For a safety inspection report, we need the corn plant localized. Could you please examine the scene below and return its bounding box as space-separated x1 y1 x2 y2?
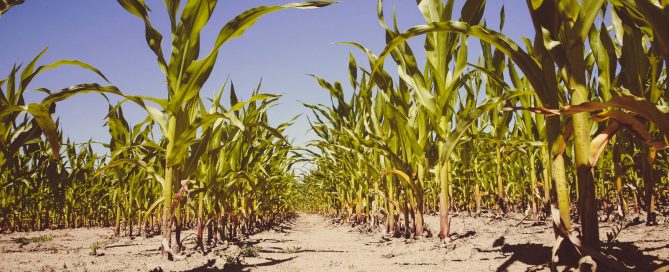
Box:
299 0 666 269
1 0 668 270
116 0 333 256
0 48 128 231
369 0 532 239
365 0 666 267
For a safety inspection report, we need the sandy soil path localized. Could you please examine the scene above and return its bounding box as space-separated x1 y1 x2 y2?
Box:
236 213 668 272
238 213 548 272
0 212 666 271
241 213 403 272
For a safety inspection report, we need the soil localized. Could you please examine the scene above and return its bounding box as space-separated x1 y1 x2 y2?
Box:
0 213 667 271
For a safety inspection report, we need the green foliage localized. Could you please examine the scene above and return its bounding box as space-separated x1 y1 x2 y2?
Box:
89 241 104 256
13 234 53 245
241 245 261 257
114 0 333 254
221 252 238 264
301 3 668 265
1 1 668 270
281 246 301 254
0 3 333 258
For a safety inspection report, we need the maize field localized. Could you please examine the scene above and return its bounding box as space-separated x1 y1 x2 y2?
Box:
0 0 668 271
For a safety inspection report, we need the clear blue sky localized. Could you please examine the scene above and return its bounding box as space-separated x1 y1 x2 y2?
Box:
0 0 532 158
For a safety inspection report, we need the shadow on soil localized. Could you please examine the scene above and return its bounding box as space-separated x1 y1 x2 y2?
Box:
217 220 300 272
492 240 668 272
259 246 347 254
220 256 297 272
494 243 551 272
605 241 669 271
171 256 297 272
255 238 295 244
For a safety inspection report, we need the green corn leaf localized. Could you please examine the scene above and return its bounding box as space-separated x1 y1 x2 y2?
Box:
19 49 48 92
371 21 548 106
145 105 168 135
182 129 212 178
41 84 122 107
635 0 669 62
117 0 169 75
24 103 60 158
575 0 605 42
348 53 358 90
167 1 335 114
230 93 280 112
440 90 532 159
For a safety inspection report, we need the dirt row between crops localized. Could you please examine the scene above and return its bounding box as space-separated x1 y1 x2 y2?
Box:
0 212 667 271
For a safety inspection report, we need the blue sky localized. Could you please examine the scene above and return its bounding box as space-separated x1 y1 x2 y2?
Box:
0 0 533 158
